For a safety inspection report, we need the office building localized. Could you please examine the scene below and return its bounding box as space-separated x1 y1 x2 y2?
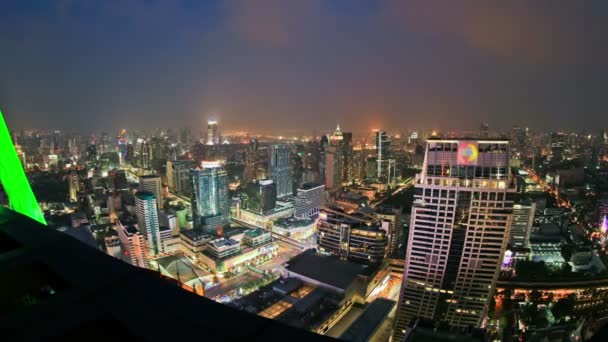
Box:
135 191 162 255
116 220 149 268
170 160 192 196
374 205 403 258
191 161 230 233
319 135 329 182
245 138 259 183
140 139 151 169
295 183 325 218
207 120 220 145
376 131 392 183
139 175 163 209
68 171 79 202
166 160 175 189
510 202 536 248
324 146 341 190
550 131 567 162
268 144 293 198
112 170 129 190
317 207 388 265
245 179 277 214
393 138 515 340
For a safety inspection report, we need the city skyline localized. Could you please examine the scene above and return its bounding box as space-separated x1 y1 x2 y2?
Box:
1 1 607 132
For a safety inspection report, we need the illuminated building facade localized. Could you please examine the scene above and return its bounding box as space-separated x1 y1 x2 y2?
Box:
510 202 536 248
116 220 149 268
68 171 80 203
245 179 277 214
169 160 193 196
245 138 259 183
376 130 393 183
207 120 220 145
317 207 388 265
190 161 230 233
295 183 325 218
393 138 515 340
139 175 163 210
268 144 293 198
135 191 161 255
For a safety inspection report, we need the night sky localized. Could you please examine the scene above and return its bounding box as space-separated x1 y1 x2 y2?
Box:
1 0 607 133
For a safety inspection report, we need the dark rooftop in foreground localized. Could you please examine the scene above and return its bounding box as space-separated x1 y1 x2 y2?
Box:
285 249 370 289
0 207 333 341
340 298 396 342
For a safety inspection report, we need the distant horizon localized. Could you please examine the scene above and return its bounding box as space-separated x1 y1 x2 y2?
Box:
2 1 607 133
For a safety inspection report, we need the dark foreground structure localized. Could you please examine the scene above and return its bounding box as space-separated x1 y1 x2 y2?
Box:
0 207 333 341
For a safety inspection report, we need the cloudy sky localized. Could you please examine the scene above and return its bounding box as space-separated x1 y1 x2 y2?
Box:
1 0 607 134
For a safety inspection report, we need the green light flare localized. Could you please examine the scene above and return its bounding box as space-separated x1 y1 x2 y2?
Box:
0 108 46 225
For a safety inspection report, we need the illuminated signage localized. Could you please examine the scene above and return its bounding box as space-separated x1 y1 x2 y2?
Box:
457 141 479 165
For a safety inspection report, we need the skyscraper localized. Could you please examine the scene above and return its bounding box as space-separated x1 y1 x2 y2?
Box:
207 120 220 145
191 161 230 233
550 131 567 162
393 138 515 339
245 138 259 183
295 183 325 218
166 160 175 190
140 139 151 170
268 144 293 198
324 146 341 190
139 175 163 210
68 171 79 203
171 160 193 197
376 130 392 183
135 191 161 255
341 132 353 182
245 179 277 214
319 135 329 182
510 202 536 248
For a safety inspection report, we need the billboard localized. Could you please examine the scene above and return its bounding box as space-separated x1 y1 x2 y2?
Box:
457 141 479 165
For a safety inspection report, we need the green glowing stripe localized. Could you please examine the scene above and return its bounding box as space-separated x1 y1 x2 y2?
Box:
0 108 46 225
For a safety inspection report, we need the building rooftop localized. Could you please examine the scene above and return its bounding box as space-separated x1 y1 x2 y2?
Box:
285 250 370 290
180 229 212 241
245 228 268 238
124 224 139 235
340 298 396 342
299 183 324 191
209 238 239 249
273 216 315 229
135 191 156 200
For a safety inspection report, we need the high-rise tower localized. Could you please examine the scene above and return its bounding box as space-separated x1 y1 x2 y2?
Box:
376 131 392 183
245 138 259 183
268 144 293 198
68 171 80 203
135 191 161 255
207 120 220 145
139 175 163 210
190 161 230 233
393 138 515 340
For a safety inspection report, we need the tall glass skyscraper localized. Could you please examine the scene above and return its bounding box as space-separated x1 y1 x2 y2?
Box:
135 191 161 255
268 144 293 199
190 161 230 233
375 130 392 183
393 138 515 340
207 120 220 145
